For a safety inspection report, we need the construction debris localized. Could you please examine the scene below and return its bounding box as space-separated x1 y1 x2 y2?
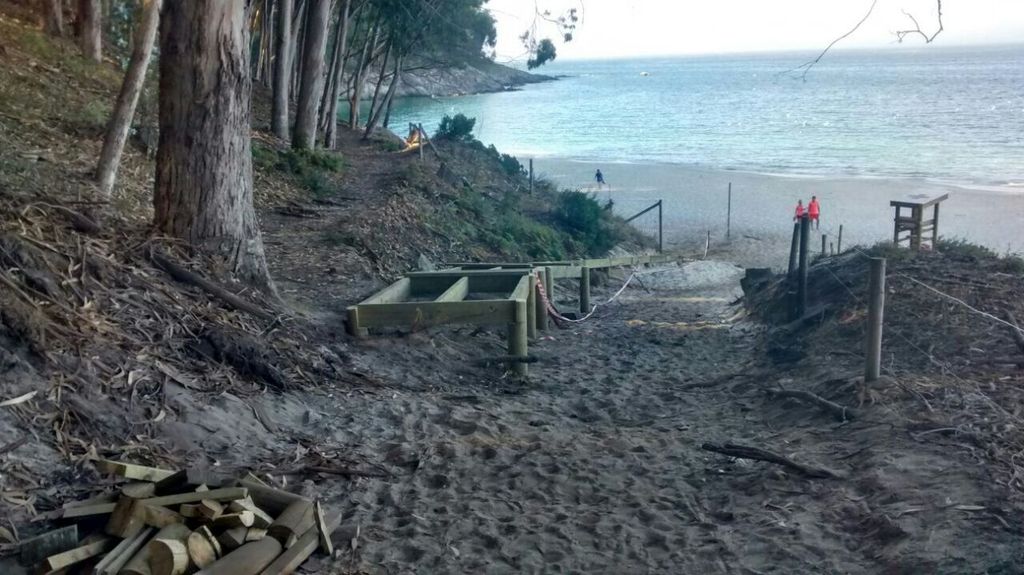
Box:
13 460 336 575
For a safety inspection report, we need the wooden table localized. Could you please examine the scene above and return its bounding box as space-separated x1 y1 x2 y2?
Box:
890 193 948 250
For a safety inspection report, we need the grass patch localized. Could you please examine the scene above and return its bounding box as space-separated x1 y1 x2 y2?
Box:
252 143 344 198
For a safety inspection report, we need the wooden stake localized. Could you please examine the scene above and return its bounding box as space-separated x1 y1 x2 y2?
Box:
821 234 827 256
787 222 800 277
526 273 537 339
837 224 844 253
314 501 334 555
726 183 732 240
579 266 591 314
796 214 811 318
508 297 529 377
866 257 886 383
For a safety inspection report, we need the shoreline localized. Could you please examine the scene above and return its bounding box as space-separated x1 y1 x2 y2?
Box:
533 157 1024 268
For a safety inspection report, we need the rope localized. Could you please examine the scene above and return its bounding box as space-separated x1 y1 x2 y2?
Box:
534 268 638 325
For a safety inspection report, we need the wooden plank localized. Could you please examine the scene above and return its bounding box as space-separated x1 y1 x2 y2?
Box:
545 266 582 279
406 269 532 278
39 537 114 572
154 469 224 496
94 527 154 575
62 501 118 519
236 479 309 516
356 277 412 306
356 300 516 329
434 277 469 302
509 275 531 302
95 460 176 482
141 487 248 508
259 513 341 575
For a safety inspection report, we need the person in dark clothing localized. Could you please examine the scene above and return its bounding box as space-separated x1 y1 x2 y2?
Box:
595 169 605 187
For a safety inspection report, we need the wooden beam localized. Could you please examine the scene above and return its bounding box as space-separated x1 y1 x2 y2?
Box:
434 277 469 302
509 275 531 302
260 512 340 575
356 277 412 305
355 300 515 329
39 536 115 573
141 487 248 508
193 534 282 575
236 478 310 516
95 460 176 482
18 525 78 567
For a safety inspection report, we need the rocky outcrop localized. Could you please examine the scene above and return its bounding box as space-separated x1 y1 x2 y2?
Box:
361 59 554 99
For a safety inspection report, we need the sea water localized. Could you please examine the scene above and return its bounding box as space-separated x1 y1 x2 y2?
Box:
386 45 1024 188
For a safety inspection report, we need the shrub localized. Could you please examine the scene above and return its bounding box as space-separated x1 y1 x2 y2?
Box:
555 190 620 255
436 114 477 142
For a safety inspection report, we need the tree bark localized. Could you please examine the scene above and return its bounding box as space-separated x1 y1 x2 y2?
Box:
271 0 293 139
78 0 102 62
376 54 402 132
289 0 307 103
291 0 331 149
44 0 64 36
348 21 379 130
319 0 351 147
360 38 391 139
95 0 161 198
155 0 274 291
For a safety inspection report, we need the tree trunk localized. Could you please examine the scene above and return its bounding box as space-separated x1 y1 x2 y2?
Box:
44 0 64 36
271 0 292 139
155 0 274 291
95 0 161 197
291 0 331 149
319 0 351 147
348 22 379 130
289 0 307 103
78 0 102 62
361 39 392 139
373 54 402 133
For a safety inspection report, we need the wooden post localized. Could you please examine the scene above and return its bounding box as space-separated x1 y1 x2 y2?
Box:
703 230 710 259
508 298 528 376
543 267 554 314
830 241 835 255
787 222 800 277
797 214 810 317
821 234 827 256
837 224 843 253
726 183 732 240
932 203 940 247
580 266 591 314
534 271 547 331
911 206 923 251
866 257 886 382
526 273 537 339
529 159 534 195
657 200 663 253
346 307 366 338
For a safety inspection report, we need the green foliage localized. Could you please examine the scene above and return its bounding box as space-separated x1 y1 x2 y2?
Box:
436 114 477 142
487 145 525 177
251 144 343 198
555 191 621 255
527 39 558 69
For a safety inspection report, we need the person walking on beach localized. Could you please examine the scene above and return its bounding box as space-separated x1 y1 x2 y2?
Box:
794 199 805 222
808 196 821 229
595 169 605 188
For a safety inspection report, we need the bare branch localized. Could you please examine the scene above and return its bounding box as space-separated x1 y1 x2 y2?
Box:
895 0 944 43
784 0 879 81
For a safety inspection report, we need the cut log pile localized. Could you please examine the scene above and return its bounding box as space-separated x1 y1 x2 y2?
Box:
17 460 337 575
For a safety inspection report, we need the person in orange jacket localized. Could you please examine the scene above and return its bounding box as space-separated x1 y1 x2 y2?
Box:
793 199 805 222
808 195 821 229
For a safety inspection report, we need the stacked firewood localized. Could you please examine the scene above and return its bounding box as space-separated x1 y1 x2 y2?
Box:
17 460 336 574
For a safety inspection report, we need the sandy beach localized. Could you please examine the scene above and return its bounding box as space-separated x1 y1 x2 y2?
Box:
535 159 1024 268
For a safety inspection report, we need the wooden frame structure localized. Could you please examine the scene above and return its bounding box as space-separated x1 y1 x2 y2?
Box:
891 193 948 250
346 255 675 376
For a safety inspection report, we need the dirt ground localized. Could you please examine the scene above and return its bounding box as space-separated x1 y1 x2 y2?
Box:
260 258 1024 574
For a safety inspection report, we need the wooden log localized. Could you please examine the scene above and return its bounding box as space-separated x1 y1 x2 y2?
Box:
121 482 157 499
216 528 248 552
120 524 190 575
245 528 267 542
267 500 314 547
38 536 114 573
154 469 223 496
187 526 222 569
212 511 255 530
314 501 333 555
193 537 282 575
701 442 839 479
106 496 145 538
767 388 858 421
150 538 189 575
152 251 274 321
18 525 77 567
94 527 154 575
228 497 273 528
237 479 308 516
142 487 248 508
196 499 225 521
261 512 340 575
142 504 185 528
94 460 176 482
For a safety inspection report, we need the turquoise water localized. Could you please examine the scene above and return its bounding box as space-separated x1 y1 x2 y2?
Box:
384 46 1024 187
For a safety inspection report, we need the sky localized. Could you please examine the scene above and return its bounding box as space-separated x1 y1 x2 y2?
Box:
485 0 1024 62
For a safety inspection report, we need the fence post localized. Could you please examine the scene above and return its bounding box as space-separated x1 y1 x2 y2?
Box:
580 266 591 314
527 273 537 339
658 200 663 253
797 214 810 317
837 224 844 253
535 270 548 331
787 222 800 277
821 234 827 256
544 266 554 312
529 159 534 195
866 257 886 382
726 182 732 240
508 298 528 376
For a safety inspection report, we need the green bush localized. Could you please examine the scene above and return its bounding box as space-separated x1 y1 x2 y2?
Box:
555 190 619 255
436 114 477 142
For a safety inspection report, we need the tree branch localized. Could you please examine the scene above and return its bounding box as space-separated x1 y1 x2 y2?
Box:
895 0 944 43
785 0 879 81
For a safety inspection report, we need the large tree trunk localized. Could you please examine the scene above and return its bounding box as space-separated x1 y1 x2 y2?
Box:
95 0 161 197
291 0 331 149
319 0 351 147
360 39 391 139
44 0 64 36
155 0 273 291
78 0 102 62
370 54 402 135
289 0 307 103
270 0 293 139
348 22 379 130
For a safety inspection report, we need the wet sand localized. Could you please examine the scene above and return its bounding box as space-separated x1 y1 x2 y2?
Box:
535 159 1024 268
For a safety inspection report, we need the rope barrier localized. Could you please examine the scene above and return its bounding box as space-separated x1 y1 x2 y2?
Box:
534 268 639 325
